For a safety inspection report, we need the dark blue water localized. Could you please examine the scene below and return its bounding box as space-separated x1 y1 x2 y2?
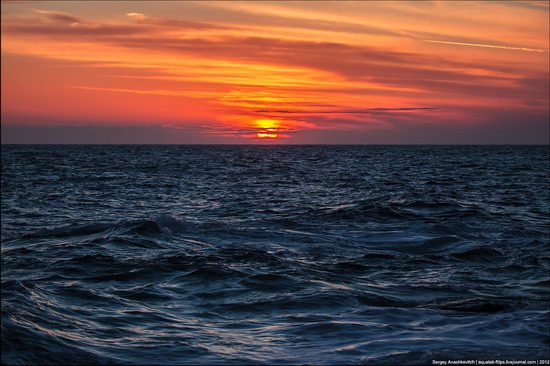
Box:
1 145 549 365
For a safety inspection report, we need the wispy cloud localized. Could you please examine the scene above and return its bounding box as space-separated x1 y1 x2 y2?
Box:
423 39 546 53
253 107 441 114
34 9 82 24
126 12 145 20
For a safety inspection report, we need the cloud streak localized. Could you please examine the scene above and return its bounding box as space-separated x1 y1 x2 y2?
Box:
34 9 82 24
423 39 547 53
253 107 441 114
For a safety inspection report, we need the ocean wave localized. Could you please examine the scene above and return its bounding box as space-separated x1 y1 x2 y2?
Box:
2 145 548 365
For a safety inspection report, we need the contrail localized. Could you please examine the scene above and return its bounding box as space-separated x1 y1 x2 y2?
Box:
423 39 546 53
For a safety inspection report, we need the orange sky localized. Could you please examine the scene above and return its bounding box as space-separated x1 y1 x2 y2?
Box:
1 1 549 143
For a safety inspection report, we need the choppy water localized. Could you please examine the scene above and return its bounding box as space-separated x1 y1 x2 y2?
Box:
1 145 549 365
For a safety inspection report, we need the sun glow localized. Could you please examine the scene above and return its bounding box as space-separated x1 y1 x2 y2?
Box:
255 119 280 129
254 119 281 139
257 132 278 138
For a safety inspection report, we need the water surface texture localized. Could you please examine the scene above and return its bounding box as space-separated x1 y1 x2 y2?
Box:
2 145 549 365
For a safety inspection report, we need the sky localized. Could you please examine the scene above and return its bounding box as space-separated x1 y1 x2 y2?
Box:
1 0 549 144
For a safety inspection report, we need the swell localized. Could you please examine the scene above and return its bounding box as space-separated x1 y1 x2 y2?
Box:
2 145 549 365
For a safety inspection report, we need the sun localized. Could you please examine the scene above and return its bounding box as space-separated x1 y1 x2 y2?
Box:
255 119 280 139
255 119 279 129
257 132 278 138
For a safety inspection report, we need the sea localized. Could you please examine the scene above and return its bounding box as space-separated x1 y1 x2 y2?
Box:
1 145 549 365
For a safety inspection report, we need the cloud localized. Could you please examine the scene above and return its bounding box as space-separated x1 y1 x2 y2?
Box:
183 1 409 41
423 39 546 53
288 108 550 144
499 1 550 11
253 107 441 114
90 34 529 97
74 86 196 97
4 12 547 106
136 16 234 31
125 12 230 30
3 10 235 38
34 9 82 24
0 124 244 144
3 13 146 36
126 12 145 20
4 109 548 144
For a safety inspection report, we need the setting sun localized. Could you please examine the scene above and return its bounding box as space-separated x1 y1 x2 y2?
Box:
255 119 280 139
255 119 280 130
257 132 278 139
